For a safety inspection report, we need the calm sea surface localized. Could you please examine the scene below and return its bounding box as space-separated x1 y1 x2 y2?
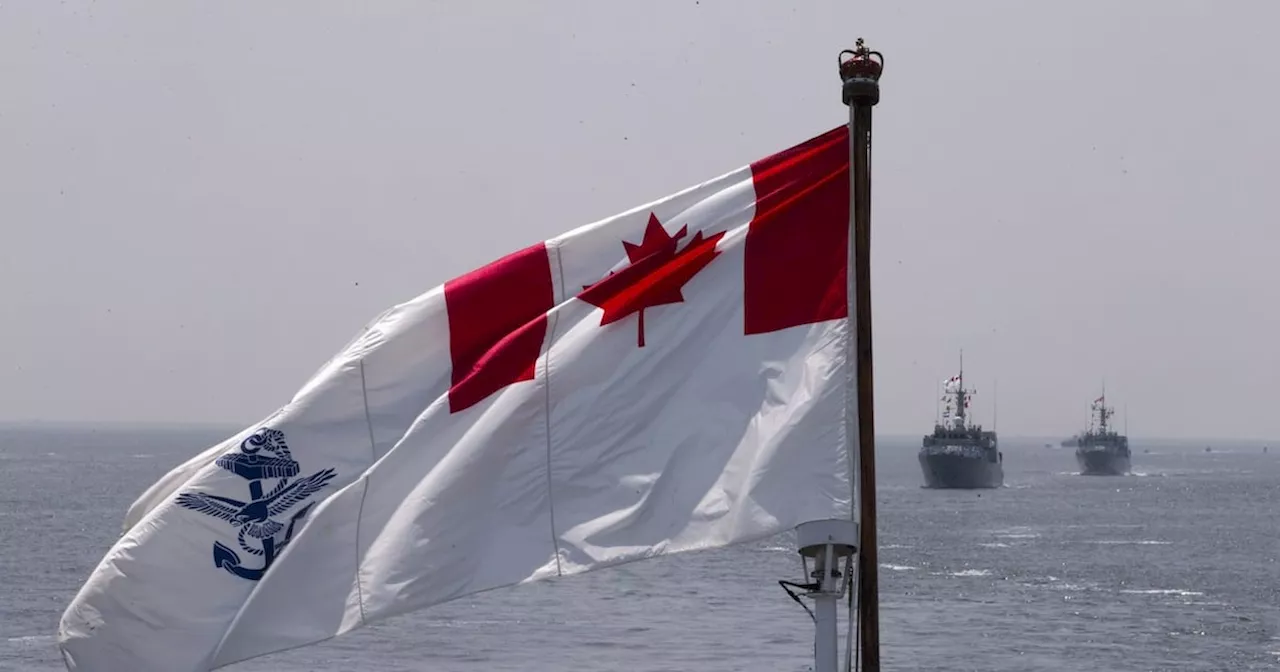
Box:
1 425 1276 671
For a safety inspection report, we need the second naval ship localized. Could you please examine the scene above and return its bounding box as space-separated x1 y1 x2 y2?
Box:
919 359 1003 488
1075 391 1130 475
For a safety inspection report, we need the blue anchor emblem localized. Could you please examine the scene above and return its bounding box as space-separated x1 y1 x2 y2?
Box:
175 428 337 581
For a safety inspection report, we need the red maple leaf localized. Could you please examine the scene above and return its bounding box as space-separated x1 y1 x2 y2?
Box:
578 213 725 347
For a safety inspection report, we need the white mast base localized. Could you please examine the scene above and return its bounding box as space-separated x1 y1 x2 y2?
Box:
793 519 859 672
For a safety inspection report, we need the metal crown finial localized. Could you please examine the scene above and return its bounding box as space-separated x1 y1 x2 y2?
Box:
838 38 883 106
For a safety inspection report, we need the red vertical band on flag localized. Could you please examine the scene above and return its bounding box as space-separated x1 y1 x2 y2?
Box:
743 126 850 335
444 243 554 413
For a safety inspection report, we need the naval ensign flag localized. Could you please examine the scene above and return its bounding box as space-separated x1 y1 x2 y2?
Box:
59 126 855 671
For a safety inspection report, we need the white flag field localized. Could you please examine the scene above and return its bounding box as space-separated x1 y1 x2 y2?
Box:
59 125 857 671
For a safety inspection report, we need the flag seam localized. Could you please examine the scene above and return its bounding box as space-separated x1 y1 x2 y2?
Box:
843 130 858 522
354 358 376 623
543 241 567 577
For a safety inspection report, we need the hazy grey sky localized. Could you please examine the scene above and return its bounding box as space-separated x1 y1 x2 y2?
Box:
3 1 1277 439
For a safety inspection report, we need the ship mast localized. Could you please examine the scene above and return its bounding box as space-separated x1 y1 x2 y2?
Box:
1099 395 1108 434
1090 382 1115 436
841 38 883 672
791 41 882 672
1100 381 1106 434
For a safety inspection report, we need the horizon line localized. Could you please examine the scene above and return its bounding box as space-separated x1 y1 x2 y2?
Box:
0 419 1273 444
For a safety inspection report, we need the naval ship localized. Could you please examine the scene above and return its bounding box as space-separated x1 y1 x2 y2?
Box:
1075 392 1130 475
919 359 1003 488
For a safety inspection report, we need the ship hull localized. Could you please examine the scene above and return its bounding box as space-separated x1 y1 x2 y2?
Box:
1075 448 1130 476
918 451 1003 489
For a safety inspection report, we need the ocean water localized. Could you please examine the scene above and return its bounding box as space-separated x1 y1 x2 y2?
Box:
1 425 1276 671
